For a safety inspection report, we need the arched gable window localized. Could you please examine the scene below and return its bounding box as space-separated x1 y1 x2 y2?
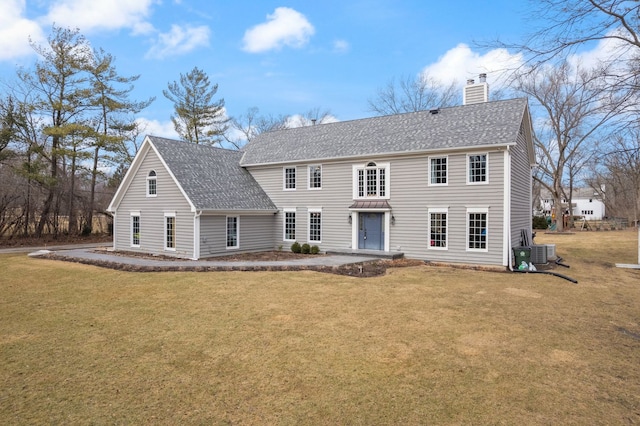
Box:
147 170 157 197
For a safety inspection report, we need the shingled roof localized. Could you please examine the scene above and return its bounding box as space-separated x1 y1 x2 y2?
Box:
240 98 529 166
148 136 277 212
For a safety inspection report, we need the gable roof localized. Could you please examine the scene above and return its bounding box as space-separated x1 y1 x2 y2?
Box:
108 136 277 213
240 98 530 166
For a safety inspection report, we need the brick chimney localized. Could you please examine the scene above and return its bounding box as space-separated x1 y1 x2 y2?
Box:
463 73 489 105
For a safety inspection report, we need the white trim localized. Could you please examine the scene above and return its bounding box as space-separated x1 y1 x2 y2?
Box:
503 149 512 268
130 211 141 248
428 207 448 250
283 166 297 191
164 211 176 251
428 155 448 186
308 207 322 244
283 208 296 242
466 207 489 252
466 153 489 185
226 215 240 249
193 211 201 260
307 164 322 190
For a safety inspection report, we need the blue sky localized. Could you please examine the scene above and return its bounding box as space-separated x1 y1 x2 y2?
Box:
2 0 538 138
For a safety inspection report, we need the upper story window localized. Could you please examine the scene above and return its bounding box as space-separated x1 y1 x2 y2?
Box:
308 165 322 190
468 154 488 184
429 156 448 185
354 162 389 199
283 167 296 190
147 170 157 197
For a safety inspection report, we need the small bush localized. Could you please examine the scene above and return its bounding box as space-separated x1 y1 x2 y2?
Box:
310 245 320 255
291 241 301 253
532 216 549 230
301 243 311 254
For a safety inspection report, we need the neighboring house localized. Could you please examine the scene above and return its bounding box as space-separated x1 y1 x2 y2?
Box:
537 188 605 221
108 79 536 268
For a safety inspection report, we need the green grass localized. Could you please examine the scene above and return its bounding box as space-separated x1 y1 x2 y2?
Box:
1 230 639 424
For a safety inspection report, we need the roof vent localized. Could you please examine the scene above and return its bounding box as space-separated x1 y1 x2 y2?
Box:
429 108 440 115
463 74 489 105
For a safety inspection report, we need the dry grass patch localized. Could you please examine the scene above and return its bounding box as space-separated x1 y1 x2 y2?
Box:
1 230 639 424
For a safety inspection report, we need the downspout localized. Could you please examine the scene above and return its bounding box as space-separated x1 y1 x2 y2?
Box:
504 147 513 271
193 210 202 260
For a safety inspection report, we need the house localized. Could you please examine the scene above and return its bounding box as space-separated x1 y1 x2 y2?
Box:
537 187 606 221
107 79 535 268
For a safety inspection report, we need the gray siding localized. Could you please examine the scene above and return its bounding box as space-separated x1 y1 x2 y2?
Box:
247 149 506 266
113 146 195 259
199 214 275 257
510 122 533 251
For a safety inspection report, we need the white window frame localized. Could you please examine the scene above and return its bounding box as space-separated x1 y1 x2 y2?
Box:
467 153 488 185
130 211 140 247
308 208 322 243
146 170 157 197
164 212 176 251
352 162 390 199
467 207 489 252
226 216 239 249
283 166 297 191
428 207 448 250
308 164 322 190
428 156 448 186
283 208 296 242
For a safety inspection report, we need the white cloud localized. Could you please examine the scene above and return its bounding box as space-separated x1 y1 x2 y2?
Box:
145 24 210 59
242 7 315 53
333 39 350 54
43 0 156 35
0 0 45 61
422 43 524 89
136 117 178 139
285 114 339 128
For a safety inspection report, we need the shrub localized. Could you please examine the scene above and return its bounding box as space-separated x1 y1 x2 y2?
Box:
301 243 311 254
291 241 301 253
532 216 549 230
310 245 320 255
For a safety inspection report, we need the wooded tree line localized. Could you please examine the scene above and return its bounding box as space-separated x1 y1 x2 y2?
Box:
1 1 639 239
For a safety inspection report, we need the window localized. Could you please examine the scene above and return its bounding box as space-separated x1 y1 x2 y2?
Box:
165 213 176 250
131 212 140 247
355 162 389 198
226 216 239 248
284 209 296 241
147 170 157 196
284 167 296 190
468 154 487 184
429 156 448 185
308 209 322 242
428 209 447 249
308 165 322 189
467 208 488 251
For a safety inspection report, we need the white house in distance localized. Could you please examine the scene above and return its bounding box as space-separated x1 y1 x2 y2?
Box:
538 188 606 221
107 77 536 268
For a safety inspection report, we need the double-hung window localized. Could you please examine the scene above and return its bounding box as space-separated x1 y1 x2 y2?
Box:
165 212 176 250
283 208 296 241
226 216 239 249
354 162 389 198
429 156 447 185
428 208 448 249
468 154 488 184
131 212 140 247
284 167 296 190
467 208 488 251
308 165 322 189
147 170 157 196
308 209 322 243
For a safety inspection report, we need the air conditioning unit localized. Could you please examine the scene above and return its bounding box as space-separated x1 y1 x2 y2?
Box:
531 245 548 264
545 244 556 260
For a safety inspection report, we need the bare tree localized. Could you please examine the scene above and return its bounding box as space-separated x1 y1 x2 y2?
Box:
368 73 458 115
517 60 632 231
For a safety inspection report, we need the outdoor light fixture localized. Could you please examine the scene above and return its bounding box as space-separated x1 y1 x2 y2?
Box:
348 213 352 224
391 215 396 225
